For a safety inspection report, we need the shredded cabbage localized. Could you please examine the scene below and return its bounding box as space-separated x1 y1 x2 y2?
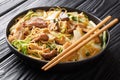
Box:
12 38 31 54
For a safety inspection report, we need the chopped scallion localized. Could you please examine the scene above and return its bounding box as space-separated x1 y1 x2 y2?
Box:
85 52 90 56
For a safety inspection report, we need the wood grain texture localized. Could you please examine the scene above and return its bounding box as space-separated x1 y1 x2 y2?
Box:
0 0 120 80
0 0 26 16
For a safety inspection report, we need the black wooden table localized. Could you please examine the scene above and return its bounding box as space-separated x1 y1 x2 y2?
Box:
0 0 120 80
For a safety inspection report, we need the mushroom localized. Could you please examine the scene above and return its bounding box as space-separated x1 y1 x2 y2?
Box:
32 33 49 42
59 12 69 21
41 49 57 60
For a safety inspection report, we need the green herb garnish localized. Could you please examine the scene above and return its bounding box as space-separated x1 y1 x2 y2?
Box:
58 47 63 53
85 52 90 56
46 43 56 50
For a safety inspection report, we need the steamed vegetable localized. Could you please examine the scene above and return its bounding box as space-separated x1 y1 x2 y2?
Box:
102 31 107 49
12 38 31 54
24 10 34 20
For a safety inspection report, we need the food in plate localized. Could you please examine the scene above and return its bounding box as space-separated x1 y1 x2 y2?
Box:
8 7 107 62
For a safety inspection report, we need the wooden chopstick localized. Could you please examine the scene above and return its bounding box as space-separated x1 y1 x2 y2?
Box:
41 16 111 70
42 17 118 71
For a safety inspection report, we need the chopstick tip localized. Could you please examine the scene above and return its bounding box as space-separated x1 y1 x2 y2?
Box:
113 18 119 23
41 67 47 71
108 15 112 18
41 67 44 70
115 18 119 21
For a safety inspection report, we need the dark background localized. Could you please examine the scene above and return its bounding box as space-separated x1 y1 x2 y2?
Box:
0 0 120 80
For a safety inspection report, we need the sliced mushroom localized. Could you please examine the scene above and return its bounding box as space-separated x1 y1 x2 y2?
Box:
59 12 69 21
32 33 49 42
41 49 57 60
61 17 69 21
39 33 49 41
66 22 76 34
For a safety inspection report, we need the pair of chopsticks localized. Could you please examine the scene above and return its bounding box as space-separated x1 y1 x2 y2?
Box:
42 16 118 71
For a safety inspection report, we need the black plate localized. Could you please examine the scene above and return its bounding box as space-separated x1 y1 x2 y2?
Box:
5 6 110 72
